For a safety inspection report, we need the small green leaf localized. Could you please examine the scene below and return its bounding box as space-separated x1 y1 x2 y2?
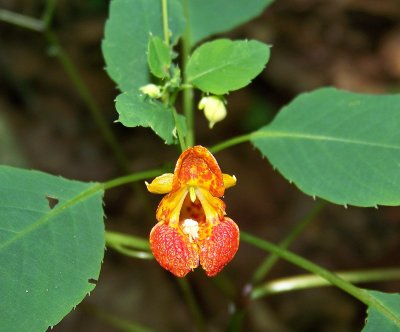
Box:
189 0 274 45
0 166 104 331
252 87 400 207
363 290 400 331
116 91 186 144
102 0 185 92
187 39 270 95
147 36 172 79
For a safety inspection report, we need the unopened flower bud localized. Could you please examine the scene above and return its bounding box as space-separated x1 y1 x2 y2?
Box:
198 96 227 129
139 84 162 98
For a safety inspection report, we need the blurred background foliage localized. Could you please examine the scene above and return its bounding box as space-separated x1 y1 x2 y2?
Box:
1 0 400 331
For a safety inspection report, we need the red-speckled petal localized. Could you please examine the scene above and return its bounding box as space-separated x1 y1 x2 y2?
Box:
150 222 199 277
199 217 239 277
173 145 225 197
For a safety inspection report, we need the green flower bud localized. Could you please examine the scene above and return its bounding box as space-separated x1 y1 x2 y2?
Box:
139 84 162 98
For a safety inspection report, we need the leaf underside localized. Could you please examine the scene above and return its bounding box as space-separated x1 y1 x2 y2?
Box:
187 39 270 95
102 0 185 92
189 0 274 45
116 92 186 144
362 290 400 331
0 166 104 331
252 87 400 207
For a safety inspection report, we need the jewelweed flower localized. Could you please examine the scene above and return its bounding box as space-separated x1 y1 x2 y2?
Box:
198 96 227 129
146 145 239 277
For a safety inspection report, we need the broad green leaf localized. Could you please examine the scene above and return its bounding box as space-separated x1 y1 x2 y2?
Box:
116 91 186 144
363 290 400 331
252 87 400 207
0 166 104 331
188 0 274 45
102 0 185 92
187 39 270 95
147 36 172 79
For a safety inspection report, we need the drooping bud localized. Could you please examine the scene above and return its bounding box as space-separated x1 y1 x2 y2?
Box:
139 84 162 98
198 96 227 129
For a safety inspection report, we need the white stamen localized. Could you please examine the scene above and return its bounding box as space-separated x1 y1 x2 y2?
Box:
182 218 199 242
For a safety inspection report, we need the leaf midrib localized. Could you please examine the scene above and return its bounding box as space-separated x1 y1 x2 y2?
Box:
188 52 254 82
0 184 102 253
252 130 400 151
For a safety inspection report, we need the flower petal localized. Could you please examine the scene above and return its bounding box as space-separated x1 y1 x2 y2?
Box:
150 222 199 277
199 217 239 277
223 174 237 189
173 146 225 197
146 173 174 194
156 187 188 224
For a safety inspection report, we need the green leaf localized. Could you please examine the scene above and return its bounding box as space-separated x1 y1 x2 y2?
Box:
187 39 270 95
363 290 400 331
102 0 185 92
0 166 104 331
252 87 400 207
188 0 274 45
116 91 185 144
147 36 172 79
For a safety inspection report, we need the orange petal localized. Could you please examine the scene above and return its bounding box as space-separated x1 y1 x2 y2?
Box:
146 173 173 194
199 217 239 277
173 146 225 197
150 222 199 277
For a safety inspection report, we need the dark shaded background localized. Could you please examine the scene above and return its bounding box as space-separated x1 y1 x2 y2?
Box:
1 0 400 331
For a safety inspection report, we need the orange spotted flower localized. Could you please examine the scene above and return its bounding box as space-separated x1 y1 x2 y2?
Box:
146 145 239 277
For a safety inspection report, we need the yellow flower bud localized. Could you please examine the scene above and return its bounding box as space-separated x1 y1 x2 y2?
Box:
198 96 227 129
139 84 162 98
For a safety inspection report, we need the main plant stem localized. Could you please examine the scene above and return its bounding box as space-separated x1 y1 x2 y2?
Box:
161 0 187 151
181 0 194 147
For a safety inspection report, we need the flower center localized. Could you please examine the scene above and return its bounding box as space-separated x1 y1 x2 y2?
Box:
181 218 199 242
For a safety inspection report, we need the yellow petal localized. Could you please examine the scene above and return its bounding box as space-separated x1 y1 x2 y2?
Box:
223 174 237 189
156 187 188 226
146 173 174 194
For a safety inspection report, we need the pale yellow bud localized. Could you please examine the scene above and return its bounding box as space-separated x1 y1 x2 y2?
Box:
198 96 227 129
139 84 162 98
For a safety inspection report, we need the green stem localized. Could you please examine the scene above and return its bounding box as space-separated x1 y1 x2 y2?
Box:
41 0 57 28
161 0 170 46
241 231 400 327
0 8 131 173
252 268 400 300
209 133 253 154
181 0 194 147
44 30 129 170
0 9 44 31
102 168 166 191
252 202 325 283
161 0 187 151
83 303 154 332
105 231 153 260
172 107 188 151
177 278 207 332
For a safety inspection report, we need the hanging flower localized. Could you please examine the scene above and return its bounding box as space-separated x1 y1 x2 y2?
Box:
198 96 227 129
146 145 239 277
